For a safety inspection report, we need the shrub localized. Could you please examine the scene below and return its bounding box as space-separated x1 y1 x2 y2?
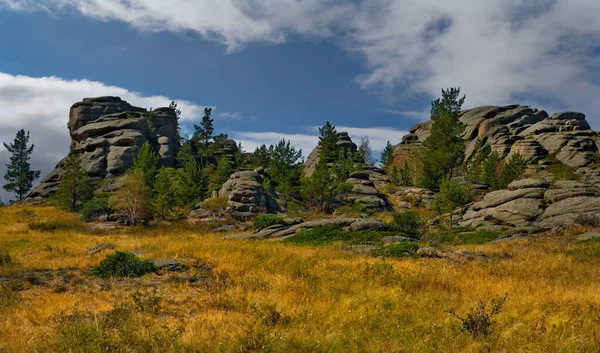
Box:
91 251 155 278
449 294 507 336
81 198 111 221
371 242 420 258
432 176 473 227
283 226 390 246
253 214 284 232
390 211 423 239
201 196 229 213
28 221 83 232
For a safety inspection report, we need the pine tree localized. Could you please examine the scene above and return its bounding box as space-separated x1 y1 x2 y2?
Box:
153 168 175 219
194 107 214 150
357 137 373 165
175 159 209 207
3 129 40 201
380 141 394 168
132 141 160 188
420 88 466 190
318 121 339 163
54 152 94 211
169 100 183 143
270 139 303 198
110 169 152 225
215 155 233 183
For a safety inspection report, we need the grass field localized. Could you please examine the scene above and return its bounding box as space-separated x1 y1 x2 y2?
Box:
1 205 600 352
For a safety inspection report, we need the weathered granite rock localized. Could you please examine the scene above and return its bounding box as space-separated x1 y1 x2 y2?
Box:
303 132 360 177
218 171 268 213
344 167 390 211
30 97 178 198
391 105 599 174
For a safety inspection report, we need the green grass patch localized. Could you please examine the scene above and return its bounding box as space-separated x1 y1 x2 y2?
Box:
91 251 155 278
283 225 392 246
253 214 284 232
542 155 581 181
370 242 420 258
438 229 501 245
565 239 600 262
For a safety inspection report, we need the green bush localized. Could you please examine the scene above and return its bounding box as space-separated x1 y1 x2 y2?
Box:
283 226 390 246
390 211 423 239
449 295 507 336
253 214 284 232
438 230 501 244
371 242 420 258
81 198 111 221
91 252 155 278
28 221 83 232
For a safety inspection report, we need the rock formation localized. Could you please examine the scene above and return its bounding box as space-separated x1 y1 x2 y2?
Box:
393 105 599 169
459 178 600 230
344 166 391 211
30 97 178 198
303 132 358 177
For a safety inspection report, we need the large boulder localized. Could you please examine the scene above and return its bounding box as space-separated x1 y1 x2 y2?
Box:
30 97 179 198
303 132 359 177
218 171 268 214
391 105 599 172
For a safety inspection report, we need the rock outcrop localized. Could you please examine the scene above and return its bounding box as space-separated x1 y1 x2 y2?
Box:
303 132 359 177
393 105 599 169
460 179 600 229
218 171 269 214
30 97 179 198
344 166 391 211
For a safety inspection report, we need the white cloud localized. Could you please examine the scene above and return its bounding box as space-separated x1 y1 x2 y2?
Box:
0 72 205 201
5 0 600 126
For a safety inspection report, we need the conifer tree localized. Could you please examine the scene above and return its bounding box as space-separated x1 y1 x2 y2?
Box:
380 141 394 168
132 141 160 188
420 88 466 190
215 155 233 183
54 152 93 211
358 137 373 165
175 159 208 207
153 168 175 219
194 107 214 150
318 121 339 163
3 129 40 201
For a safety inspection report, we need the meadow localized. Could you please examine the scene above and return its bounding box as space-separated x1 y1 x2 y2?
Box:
1 205 600 352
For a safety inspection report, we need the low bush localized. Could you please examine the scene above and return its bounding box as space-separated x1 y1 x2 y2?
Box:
283 226 391 246
81 198 111 222
449 294 507 336
201 196 229 213
390 211 423 239
370 242 420 258
28 221 83 232
253 214 284 232
91 252 155 278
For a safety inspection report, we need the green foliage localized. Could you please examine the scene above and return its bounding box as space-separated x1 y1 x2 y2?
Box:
370 242 420 258
110 169 152 225
28 221 84 232
153 168 175 219
449 295 507 336
215 155 233 183
174 159 208 207
91 251 155 278
468 143 527 189
3 129 41 201
391 161 412 186
543 155 581 181
283 225 392 246
437 229 501 244
193 107 214 150
54 153 94 211
200 196 229 213
380 140 394 168
131 141 160 188
390 211 423 239
420 88 466 190
80 198 111 221
318 121 339 163
253 214 284 232
432 176 473 228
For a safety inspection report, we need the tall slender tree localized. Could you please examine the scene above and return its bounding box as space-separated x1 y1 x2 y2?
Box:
54 152 94 211
380 141 394 168
131 141 160 188
3 129 40 201
318 121 338 163
194 107 214 150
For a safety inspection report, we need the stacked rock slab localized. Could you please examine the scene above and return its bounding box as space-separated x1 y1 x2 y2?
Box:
460 179 600 229
217 171 270 216
303 132 359 177
30 97 178 198
392 105 598 169
345 167 391 211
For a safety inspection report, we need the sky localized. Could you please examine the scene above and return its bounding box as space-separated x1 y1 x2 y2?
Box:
1 0 600 202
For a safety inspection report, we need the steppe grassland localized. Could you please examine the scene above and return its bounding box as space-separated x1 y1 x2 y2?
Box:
0 205 599 352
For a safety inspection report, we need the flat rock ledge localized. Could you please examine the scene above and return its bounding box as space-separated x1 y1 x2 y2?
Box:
224 217 388 241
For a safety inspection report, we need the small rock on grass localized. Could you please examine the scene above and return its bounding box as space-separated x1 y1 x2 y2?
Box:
86 243 116 255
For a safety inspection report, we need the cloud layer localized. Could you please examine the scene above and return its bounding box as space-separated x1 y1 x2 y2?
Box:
3 0 600 123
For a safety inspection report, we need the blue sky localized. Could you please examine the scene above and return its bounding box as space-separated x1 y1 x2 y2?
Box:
1 0 600 201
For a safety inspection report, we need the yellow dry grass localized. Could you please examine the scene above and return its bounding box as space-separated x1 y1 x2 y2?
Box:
0 205 600 352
